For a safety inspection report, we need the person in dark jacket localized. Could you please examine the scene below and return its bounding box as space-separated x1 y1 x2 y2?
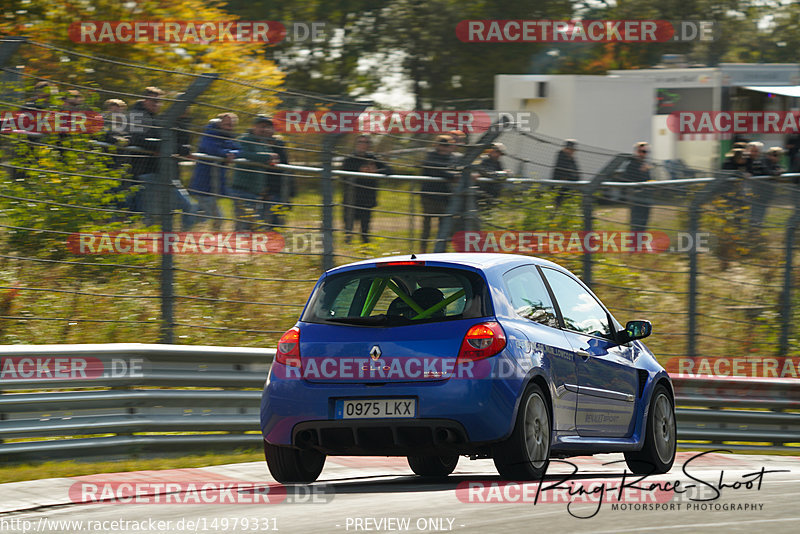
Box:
750 146 784 228
552 139 580 206
475 142 507 209
260 118 292 227
341 134 391 243
189 113 239 230
127 87 163 223
230 116 280 231
419 135 457 252
623 141 653 233
746 141 767 176
127 87 197 227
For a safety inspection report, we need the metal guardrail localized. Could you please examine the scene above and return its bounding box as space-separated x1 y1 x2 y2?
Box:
0 345 798 463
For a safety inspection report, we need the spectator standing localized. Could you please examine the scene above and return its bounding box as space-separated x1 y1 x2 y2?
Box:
623 141 653 233
230 116 279 231
751 146 784 228
189 113 239 230
128 87 164 223
259 117 291 226
102 98 129 148
720 147 750 238
63 89 85 111
551 139 580 206
341 134 391 243
25 81 56 110
475 142 507 208
419 135 457 252
127 87 195 227
745 141 767 176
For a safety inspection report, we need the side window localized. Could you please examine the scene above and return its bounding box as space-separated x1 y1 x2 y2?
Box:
541 268 614 339
503 266 559 328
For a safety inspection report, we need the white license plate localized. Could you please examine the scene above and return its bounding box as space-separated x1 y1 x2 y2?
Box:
337 398 415 419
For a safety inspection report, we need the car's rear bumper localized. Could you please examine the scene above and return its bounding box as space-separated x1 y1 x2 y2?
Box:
260 357 526 452
290 418 473 455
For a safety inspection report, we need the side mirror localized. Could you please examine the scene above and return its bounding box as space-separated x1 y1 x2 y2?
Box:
618 320 652 344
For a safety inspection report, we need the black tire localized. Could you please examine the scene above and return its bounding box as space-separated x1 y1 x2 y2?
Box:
625 383 676 475
264 442 326 483
407 454 459 477
493 383 551 480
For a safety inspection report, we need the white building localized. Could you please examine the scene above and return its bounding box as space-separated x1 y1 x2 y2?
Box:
496 64 800 172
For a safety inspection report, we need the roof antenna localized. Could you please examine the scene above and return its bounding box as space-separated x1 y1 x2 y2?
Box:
410 253 417 259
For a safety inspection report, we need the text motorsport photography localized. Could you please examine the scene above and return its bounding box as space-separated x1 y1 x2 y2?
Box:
456 451 787 519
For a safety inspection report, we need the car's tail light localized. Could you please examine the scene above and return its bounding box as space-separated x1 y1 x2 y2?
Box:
275 326 301 367
457 322 506 363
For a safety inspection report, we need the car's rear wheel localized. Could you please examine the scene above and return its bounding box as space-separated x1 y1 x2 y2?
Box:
493 383 551 480
624 383 676 475
407 454 459 477
264 442 326 483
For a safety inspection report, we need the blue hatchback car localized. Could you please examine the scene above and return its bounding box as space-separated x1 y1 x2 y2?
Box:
260 253 676 482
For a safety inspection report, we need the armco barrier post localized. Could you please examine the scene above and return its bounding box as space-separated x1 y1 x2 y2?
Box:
157 74 217 343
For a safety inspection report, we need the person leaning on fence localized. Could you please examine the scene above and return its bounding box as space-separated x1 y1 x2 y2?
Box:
449 129 468 160
25 81 57 110
750 146 785 229
257 117 292 227
102 98 129 150
719 147 751 236
419 134 458 253
474 141 507 209
127 87 196 228
230 116 279 231
551 139 580 206
127 86 164 223
341 134 392 244
622 141 653 233
746 141 767 176
189 113 239 231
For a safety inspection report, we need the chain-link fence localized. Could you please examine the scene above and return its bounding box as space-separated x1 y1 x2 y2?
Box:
1 38 799 369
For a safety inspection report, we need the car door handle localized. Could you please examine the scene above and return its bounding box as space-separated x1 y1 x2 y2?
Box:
576 349 591 360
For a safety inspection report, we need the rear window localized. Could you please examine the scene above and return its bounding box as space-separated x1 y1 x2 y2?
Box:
301 266 491 326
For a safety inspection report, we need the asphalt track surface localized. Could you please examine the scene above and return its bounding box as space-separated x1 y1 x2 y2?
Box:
1 451 799 534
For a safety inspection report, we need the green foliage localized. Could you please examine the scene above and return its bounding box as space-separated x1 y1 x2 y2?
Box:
513 183 584 273
0 132 131 260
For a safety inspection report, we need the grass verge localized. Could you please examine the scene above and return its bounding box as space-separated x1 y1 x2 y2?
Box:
0 449 263 484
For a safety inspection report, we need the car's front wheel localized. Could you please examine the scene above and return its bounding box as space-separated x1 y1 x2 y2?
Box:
407 454 459 477
264 442 326 483
493 382 551 480
624 383 676 474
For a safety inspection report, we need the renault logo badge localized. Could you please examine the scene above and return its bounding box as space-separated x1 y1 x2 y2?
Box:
370 345 382 361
